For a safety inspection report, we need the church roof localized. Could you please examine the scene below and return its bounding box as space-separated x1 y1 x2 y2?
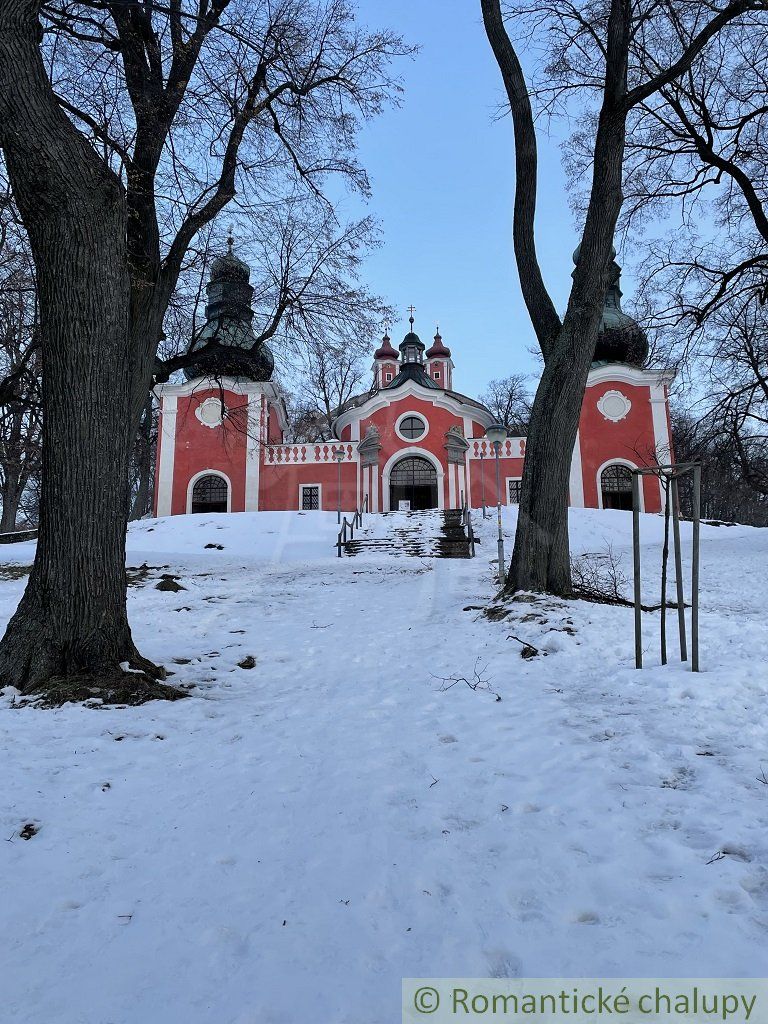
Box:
386 362 440 390
399 331 425 351
373 331 399 360
184 234 274 382
572 243 648 367
426 329 451 358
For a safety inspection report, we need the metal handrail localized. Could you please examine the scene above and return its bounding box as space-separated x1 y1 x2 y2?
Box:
462 502 476 558
336 493 369 557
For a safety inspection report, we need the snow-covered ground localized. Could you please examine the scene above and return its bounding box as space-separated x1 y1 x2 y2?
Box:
1 508 767 1023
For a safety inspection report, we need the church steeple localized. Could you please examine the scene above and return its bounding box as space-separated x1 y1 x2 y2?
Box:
572 244 649 367
184 234 274 381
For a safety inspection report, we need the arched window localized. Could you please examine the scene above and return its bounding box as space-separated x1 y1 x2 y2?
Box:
390 456 438 511
191 474 229 513
600 464 633 511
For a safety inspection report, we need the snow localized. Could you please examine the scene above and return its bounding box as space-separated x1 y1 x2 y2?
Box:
1 508 767 1023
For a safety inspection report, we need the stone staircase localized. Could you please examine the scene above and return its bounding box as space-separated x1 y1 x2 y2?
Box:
344 509 475 559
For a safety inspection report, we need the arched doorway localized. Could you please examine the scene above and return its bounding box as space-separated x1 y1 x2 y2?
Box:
390 456 438 511
190 473 229 513
600 463 633 510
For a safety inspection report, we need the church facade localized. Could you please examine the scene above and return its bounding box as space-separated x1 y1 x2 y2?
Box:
154 246 674 519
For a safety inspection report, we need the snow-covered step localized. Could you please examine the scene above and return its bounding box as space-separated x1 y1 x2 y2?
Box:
344 509 474 559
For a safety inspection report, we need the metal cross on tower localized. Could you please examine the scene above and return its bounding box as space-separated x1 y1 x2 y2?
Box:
407 304 416 328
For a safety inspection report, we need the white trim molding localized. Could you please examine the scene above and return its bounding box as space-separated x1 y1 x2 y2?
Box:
155 395 178 516
186 469 233 514
569 429 585 508
332 379 495 437
381 447 445 512
586 363 675 389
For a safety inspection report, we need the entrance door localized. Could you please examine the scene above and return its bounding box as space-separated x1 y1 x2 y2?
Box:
191 474 229 513
389 456 438 511
600 464 634 510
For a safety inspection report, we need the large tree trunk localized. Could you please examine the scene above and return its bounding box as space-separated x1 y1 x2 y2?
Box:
482 0 632 597
0 0 163 694
506 318 600 594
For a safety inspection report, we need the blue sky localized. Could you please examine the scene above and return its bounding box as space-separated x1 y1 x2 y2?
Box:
349 0 578 398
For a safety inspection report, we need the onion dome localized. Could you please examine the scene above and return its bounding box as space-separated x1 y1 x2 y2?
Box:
374 330 399 360
426 327 451 359
572 244 648 367
184 234 274 382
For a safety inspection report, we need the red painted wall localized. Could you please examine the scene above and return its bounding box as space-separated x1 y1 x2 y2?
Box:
579 381 661 512
170 388 249 514
259 462 358 512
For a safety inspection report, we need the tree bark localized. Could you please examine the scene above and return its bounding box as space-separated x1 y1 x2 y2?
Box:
0 0 159 691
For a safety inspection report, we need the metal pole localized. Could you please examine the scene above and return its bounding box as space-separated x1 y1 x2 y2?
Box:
691 464 701 672
494 441 505 584
670 476 688 662
337 457 342 525
480 452 487 518
632 472 642 669
660 478 670 666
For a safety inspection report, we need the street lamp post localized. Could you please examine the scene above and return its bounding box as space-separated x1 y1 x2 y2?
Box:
333 446 346 524
479 450 487 518
485 422 509 584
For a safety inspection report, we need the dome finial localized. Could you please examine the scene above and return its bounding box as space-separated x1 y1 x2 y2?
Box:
407 303 416 330
226 223 235 254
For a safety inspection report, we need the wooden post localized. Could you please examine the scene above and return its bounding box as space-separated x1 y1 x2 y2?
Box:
691 464 701 672
660 478 670 666
632 472 642 669
670 475 687 662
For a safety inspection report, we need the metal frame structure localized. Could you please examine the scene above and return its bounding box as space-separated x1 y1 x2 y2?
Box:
632 463 701 671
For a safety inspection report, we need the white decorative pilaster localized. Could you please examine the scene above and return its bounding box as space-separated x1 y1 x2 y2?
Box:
155 395 178 517
244 391 262 511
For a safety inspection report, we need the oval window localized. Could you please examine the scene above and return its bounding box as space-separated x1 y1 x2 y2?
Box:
399 415 426 440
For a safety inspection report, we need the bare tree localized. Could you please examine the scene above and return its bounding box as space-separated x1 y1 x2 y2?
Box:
481 0 768 597
479 373 530 433
0 205 41 532
0 0 408 695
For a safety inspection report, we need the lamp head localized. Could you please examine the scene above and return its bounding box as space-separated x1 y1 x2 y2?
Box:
485 421 508 447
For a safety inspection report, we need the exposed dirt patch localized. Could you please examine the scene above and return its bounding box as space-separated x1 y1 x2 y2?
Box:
155 574 186 592
22 672 189 708
126 563 169 587
0 564 31 581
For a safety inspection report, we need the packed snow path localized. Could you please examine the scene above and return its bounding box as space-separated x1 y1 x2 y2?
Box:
0 509 767 1024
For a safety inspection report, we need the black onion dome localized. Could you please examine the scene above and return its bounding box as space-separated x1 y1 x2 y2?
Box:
572 245 649 367
184 242 273 382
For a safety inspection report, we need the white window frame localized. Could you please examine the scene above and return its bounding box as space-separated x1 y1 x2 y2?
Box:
186 469 232 513
385 372 393 382
395 411 430 443
299 483 322 511
596 459 643 511
506 477 522 505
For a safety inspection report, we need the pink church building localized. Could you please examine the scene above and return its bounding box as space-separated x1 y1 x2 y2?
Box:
154 246 674 519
